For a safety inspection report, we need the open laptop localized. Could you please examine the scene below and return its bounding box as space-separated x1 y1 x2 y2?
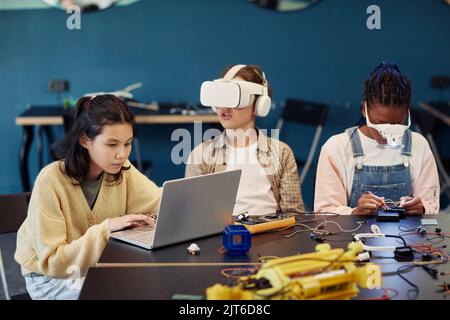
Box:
110 170 242 249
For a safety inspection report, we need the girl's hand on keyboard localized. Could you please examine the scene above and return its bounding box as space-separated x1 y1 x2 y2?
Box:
108 214 155 232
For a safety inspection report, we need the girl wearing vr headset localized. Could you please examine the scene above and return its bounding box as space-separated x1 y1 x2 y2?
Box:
15 95 161 299
187 64 305 216
314 61 439 215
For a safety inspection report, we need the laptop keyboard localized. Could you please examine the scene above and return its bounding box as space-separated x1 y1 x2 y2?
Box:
112 226 155 244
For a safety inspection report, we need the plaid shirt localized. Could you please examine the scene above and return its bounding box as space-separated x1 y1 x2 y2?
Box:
185 129 305 213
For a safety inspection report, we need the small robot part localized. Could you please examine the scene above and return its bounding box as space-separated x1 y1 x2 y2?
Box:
187 243 200 255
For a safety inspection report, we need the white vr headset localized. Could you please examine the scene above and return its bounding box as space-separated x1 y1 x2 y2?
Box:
200 64 272 117
364 102 411 148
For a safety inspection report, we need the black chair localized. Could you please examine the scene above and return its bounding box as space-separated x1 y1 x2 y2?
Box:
412 106 450 204
276 98 329 185
0 192 32 300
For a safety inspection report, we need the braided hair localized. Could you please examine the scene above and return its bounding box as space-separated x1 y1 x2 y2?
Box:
364 61 411 107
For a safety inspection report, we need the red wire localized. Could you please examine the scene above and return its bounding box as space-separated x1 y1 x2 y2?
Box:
399 230 450 237
365 288 399 300
426 232 450 236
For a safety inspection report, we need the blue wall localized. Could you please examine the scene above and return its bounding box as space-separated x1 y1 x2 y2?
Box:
1 0 450 209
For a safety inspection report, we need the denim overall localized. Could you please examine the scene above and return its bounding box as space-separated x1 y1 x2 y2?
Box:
346 126 413 208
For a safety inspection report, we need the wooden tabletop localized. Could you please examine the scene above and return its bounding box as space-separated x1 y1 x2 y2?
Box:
15 106 220 126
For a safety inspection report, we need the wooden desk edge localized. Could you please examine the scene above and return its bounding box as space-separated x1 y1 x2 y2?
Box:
16 117 64 126
16 115 220 126
134 115 219 124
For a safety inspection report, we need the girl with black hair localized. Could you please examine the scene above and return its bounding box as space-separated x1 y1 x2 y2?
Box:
15 94 161 299
314 61 439 215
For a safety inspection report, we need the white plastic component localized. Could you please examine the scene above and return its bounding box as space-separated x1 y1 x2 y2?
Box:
371 224 382 234
357 252 371 262
187 243 200 255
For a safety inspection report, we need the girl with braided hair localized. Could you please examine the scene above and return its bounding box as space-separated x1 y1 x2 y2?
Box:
314 61 439 215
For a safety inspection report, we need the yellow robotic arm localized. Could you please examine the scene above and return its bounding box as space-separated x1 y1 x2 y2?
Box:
207 242 381 300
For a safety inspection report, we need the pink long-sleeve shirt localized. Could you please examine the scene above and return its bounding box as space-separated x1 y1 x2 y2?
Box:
314 128 440 215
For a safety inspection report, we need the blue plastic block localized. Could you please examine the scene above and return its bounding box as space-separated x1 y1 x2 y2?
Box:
223 225 252 256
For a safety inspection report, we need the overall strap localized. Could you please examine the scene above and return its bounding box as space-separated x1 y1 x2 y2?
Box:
345 126 365 158
401 129 412 156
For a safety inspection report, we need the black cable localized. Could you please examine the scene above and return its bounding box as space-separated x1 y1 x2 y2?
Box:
426 235 446 244
323 238 356 243
286 211 340 216
313 231 356 243
359 233 409 248
396 264 419 300
385 234 408 247
371 256 397 260
398 224 415 232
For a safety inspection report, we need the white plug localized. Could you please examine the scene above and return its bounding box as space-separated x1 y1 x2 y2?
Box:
371 224 382 234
